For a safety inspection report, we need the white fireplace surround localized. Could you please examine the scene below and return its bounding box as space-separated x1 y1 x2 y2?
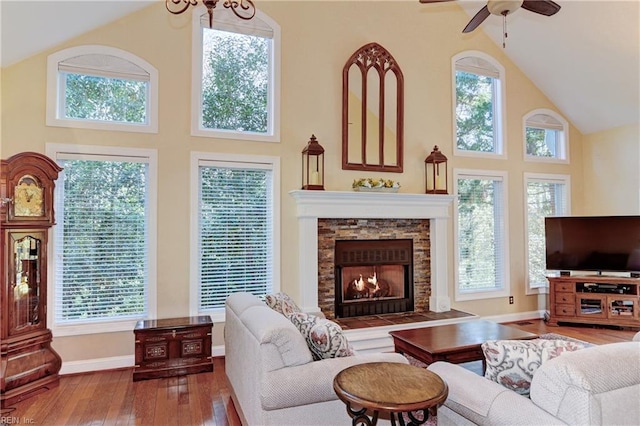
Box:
289 190 456 314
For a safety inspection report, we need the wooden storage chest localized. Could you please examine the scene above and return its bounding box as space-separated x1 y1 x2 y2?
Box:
133 315 213 381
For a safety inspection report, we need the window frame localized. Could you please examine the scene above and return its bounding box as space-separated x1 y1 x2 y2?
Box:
46 45 159 133
452 51 507 159
524 173 571 294
191 6 281 143
454 168 510 301
523 109 570 163
190 151 281 322
45 143 158 337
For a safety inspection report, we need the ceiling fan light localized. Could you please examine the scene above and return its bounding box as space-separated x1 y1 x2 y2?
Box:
487 0 524 16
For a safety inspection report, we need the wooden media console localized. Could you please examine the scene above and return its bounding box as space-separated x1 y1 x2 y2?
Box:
548 276 640 328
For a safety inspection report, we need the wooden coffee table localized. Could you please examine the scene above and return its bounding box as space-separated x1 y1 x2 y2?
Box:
333 362 448 426
389 320 538 371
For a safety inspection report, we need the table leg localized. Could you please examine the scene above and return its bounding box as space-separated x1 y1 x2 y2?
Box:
344 402 379 426
390 409 431 426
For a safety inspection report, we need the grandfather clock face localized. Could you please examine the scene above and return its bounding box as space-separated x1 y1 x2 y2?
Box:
13 175 45 217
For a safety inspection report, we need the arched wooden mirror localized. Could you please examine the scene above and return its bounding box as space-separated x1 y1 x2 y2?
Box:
342 43 404 172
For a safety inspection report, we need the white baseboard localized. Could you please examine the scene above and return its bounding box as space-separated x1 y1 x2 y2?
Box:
481 310 545 324
60 355 134 375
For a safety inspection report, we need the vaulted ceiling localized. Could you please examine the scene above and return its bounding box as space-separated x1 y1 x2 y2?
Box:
1 0 638 135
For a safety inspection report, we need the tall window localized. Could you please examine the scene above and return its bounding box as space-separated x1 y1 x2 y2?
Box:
46 45 158 133
525 174 570 290
192 9 280 142
453 52 505 157
191 153 280 320
47 144 157 335
524 109 569 162
455 170 509 300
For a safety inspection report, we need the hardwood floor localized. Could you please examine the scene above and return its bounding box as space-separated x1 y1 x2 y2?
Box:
2 358 242 426
2 320 636 425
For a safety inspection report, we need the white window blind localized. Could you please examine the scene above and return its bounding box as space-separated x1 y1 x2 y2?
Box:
457 174 507 293
198 163 273 310
526 175 570 288
54 156 149 323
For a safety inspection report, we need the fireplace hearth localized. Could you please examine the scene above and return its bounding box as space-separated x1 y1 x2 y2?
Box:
335 239 414 318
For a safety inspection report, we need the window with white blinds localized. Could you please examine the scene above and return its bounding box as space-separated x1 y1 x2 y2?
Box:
49 144 157 335
195 155 277 313
46 45 158 133
523 109 569 162
525 174 570 290
455 170 509 299
192 8 280 142
452 51 505 157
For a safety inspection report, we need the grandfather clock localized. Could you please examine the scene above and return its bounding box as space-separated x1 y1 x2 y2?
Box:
1 152 63 407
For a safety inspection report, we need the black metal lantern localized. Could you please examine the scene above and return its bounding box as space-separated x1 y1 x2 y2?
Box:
301 134 325 190
425 145 448 194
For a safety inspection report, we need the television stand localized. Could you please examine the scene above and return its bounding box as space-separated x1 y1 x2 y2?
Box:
547 275 640 328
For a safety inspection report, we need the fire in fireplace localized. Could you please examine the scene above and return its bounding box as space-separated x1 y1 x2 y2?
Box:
334 239 414 318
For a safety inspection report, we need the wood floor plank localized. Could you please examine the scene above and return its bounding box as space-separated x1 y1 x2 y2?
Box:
4 320 636 425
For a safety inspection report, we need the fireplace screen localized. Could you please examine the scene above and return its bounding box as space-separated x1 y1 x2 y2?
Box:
335 239 414 318
342 265 404 301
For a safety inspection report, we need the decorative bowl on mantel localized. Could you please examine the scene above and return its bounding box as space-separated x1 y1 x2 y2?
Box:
352 178 400 193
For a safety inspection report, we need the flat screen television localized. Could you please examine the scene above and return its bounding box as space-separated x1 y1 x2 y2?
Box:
545 215 640 274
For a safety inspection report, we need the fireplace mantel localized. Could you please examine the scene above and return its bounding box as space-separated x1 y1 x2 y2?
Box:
289 190 456 313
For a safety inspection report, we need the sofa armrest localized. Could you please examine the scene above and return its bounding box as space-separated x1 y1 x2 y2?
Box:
261 352 408 410
428 362 564 426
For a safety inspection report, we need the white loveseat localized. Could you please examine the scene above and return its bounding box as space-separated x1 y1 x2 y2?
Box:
224 292 409 426
428 339 640 425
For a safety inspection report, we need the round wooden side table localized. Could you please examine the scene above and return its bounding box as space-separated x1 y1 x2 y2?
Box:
333 362 448 426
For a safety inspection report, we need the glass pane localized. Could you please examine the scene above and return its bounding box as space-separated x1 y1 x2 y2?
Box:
456 71 495 152
527 181 566 287
365 69 380 165
13 235 41 330
64 73 147 123
457 178 500 290
384 71 398 166
347 64 364 164
199 166 272 310
201 28 269 133
526 127 559 157
56 159 148 322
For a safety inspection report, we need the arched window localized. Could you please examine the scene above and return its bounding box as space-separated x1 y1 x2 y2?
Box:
46 45 158 133
523 109 569 162
192 7 281 142
452 51 506 158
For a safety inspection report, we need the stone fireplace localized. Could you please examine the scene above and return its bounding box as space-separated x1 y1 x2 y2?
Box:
290 190 455 317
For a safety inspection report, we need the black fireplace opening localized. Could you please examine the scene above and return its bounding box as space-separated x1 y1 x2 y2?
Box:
334 239 414 318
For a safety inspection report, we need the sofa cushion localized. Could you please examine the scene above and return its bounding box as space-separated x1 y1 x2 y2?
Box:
240 305 313 370
482 339 586 397
288 312 355 360
265 292 302 317
530 341 640 425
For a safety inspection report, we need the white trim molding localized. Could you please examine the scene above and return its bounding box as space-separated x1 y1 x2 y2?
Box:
289 190 456 313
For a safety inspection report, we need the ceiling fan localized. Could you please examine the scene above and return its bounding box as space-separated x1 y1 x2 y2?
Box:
419 0 561 35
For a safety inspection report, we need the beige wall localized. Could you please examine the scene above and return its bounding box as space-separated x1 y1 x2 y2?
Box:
582 123 640 215
1 1 587 364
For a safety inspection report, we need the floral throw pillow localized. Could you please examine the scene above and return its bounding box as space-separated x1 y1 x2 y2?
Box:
482 339 586 397
265 292 302 317
288 312 355 361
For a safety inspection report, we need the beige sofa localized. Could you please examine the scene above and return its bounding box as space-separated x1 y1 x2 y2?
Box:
428 339 640 425
224 292 409 426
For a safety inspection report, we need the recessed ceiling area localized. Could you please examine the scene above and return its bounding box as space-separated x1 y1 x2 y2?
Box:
1 0 638 135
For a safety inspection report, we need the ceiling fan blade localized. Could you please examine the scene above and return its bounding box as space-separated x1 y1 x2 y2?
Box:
418 0 455 3
521 0 561 16
462 5 490 33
